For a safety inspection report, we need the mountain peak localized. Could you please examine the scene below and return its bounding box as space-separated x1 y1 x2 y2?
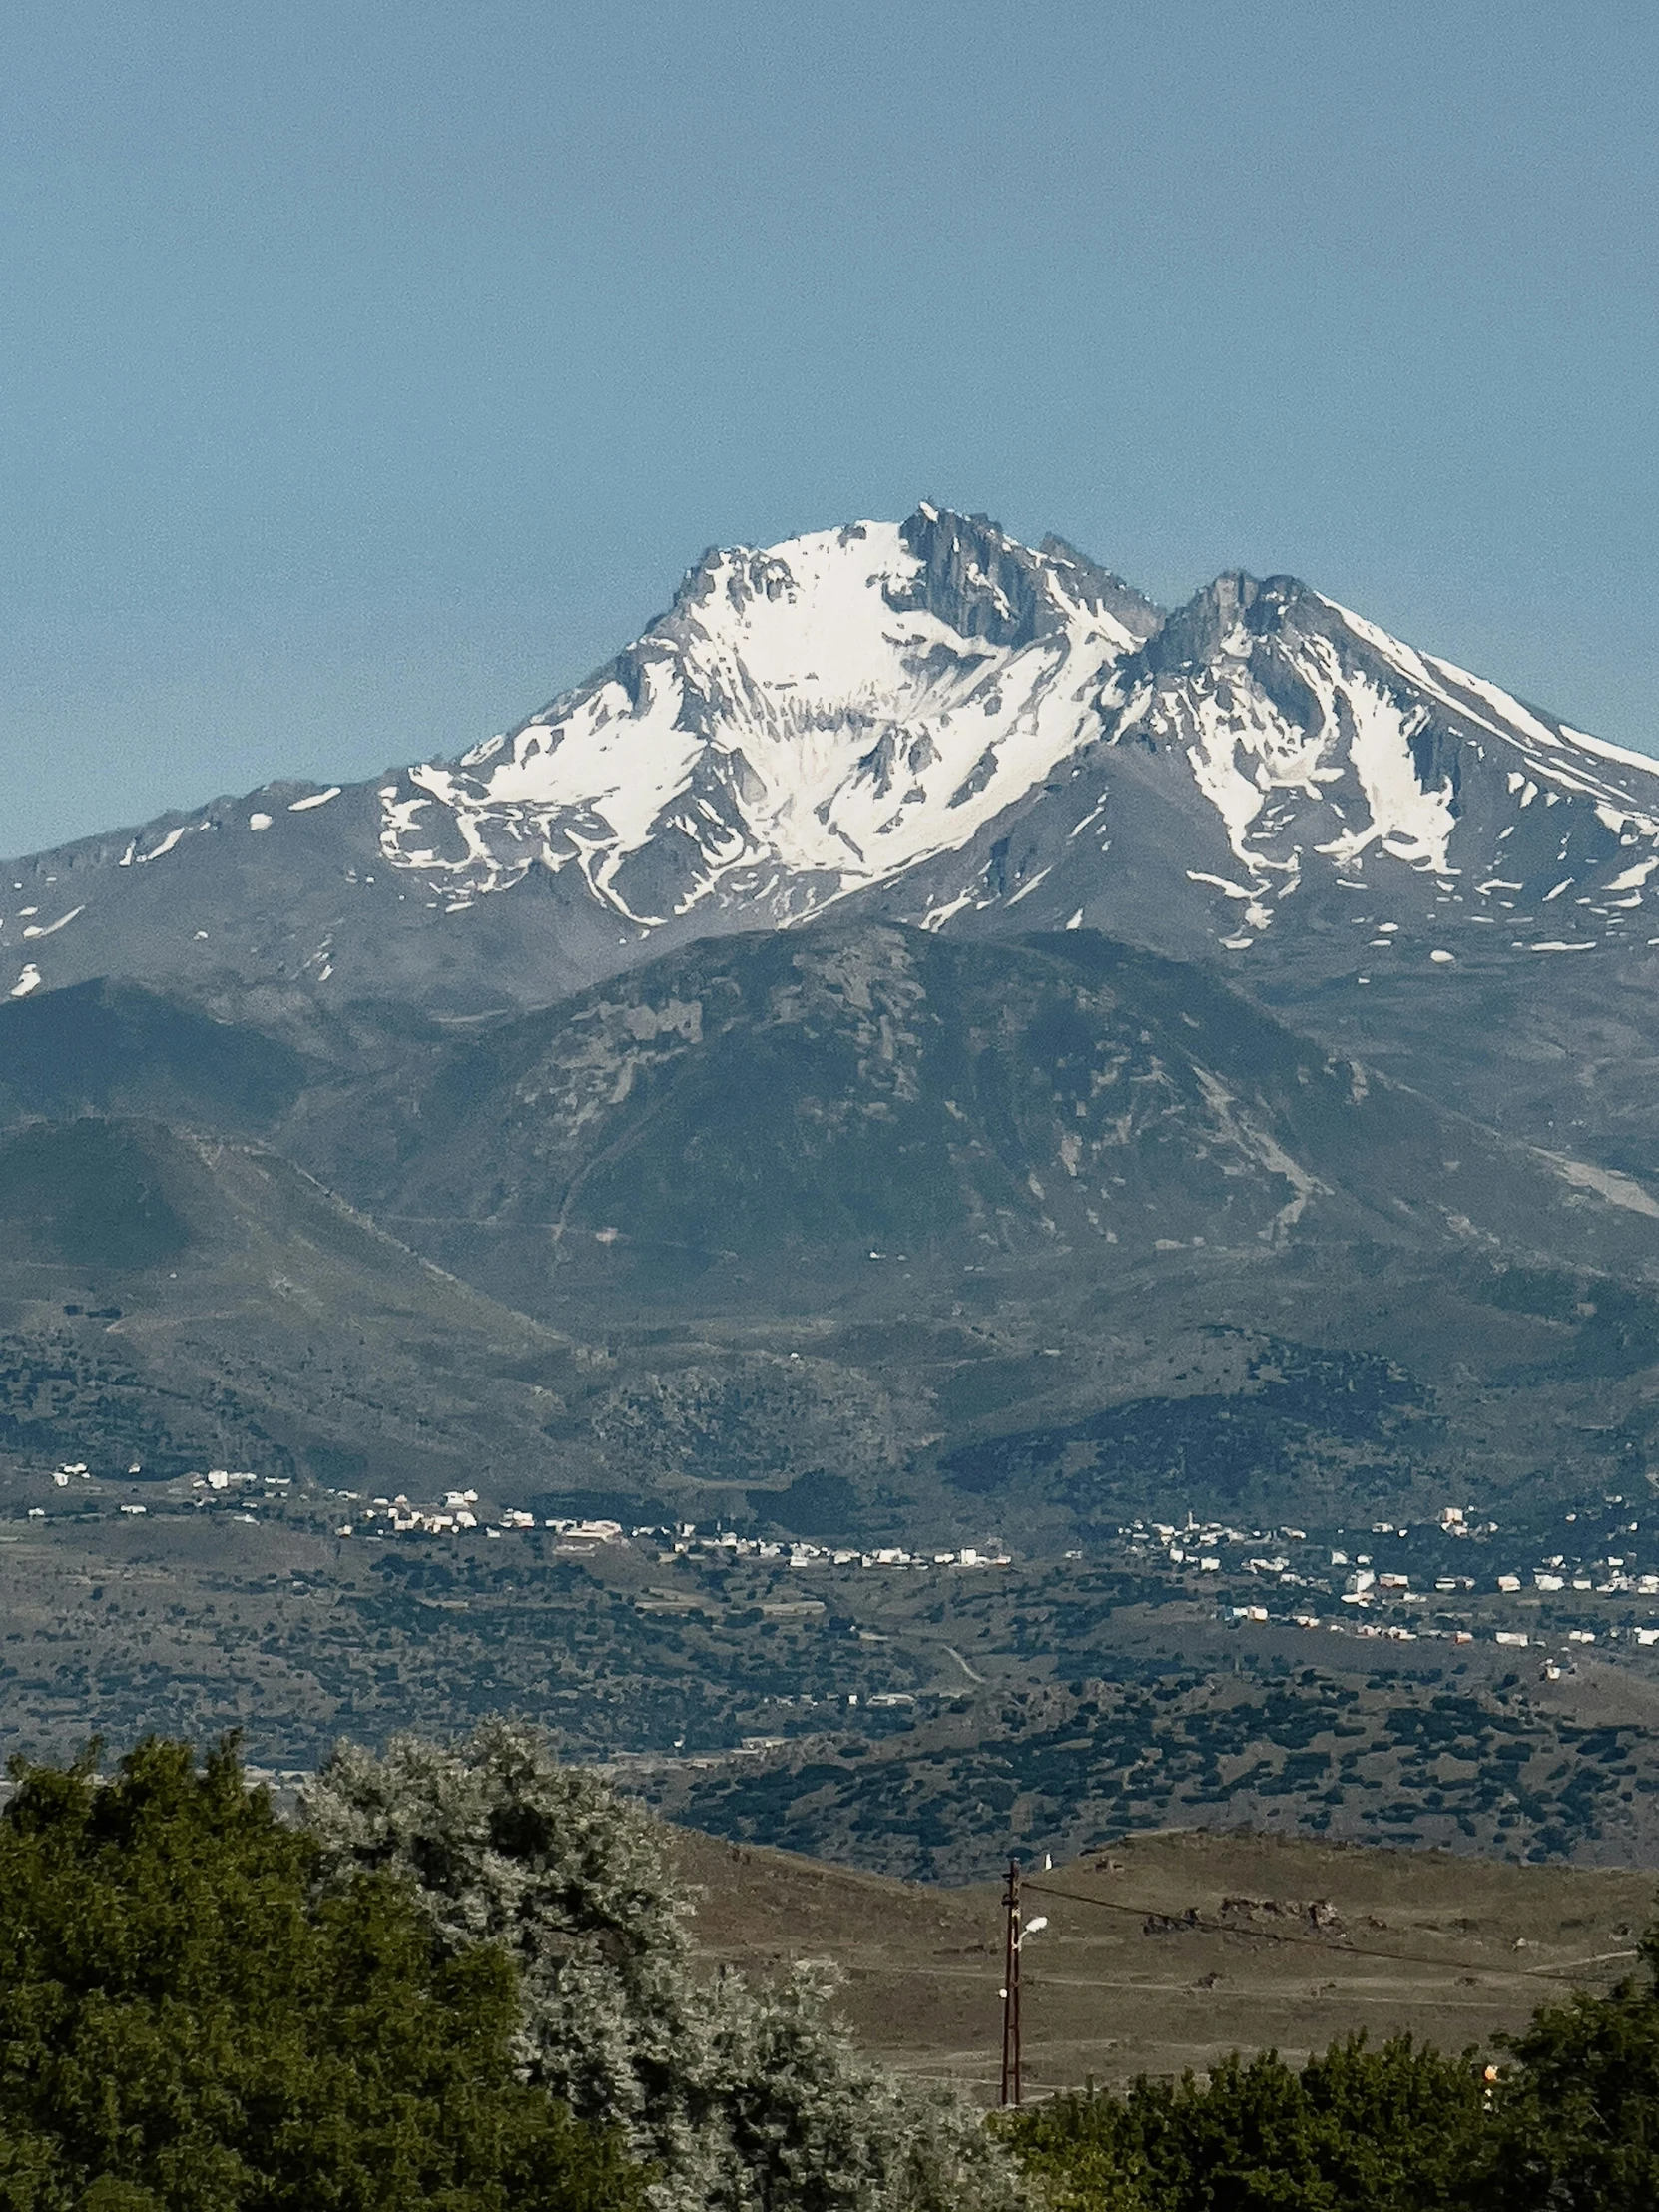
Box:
888 505 1162 650
8 507 1659 1033
379 507 1158 924
1130 570 1323 680
656 505 1161 659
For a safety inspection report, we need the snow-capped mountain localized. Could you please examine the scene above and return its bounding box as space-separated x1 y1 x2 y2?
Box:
369 504 1659 981
1076 569 1659 960
8 503 1659 1046
375 508 1159 923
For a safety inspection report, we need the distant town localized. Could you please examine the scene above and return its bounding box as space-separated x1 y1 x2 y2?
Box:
21 1458 1659 1684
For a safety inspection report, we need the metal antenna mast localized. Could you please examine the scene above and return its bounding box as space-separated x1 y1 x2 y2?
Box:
999 1856 1022 2106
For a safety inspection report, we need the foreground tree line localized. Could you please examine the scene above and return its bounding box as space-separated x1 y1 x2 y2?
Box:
0 1724 1017 2211
0 1728 1655 2209
1004 1996 1659 2210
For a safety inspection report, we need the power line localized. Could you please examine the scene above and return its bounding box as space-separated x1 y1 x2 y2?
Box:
1020 1881 1639 1986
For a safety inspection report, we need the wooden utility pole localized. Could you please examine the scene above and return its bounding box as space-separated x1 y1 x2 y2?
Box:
999 1856 1022 2106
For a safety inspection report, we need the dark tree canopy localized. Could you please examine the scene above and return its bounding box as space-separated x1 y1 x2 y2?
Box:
0 1736 642 2212
1478 1928 1659 2212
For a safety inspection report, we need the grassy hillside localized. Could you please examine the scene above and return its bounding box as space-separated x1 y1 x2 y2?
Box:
667 1822 1657 2099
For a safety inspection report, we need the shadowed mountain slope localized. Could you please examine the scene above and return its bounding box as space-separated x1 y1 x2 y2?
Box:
293 921 1659 1318
3 921 1658 1536
0 1115 582 1492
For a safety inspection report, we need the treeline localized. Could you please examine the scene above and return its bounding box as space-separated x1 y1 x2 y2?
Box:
0 1725 1656 2210
1001 1959 1659 2210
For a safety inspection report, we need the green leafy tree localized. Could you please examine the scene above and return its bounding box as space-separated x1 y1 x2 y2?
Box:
0 1736 642 2212
1002 2034 1484 2211
1478 1923 1659 2211
301 1720 1025 2212
1297 2034 1486 2210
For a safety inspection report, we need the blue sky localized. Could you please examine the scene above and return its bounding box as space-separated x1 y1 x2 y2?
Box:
4 0 1657 854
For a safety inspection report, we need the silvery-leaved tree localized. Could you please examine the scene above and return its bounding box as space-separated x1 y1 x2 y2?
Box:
300 1720 1026 2212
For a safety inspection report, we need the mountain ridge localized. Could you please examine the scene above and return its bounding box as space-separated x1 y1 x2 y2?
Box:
10 500 1659 1220
7 919 1657 1547
12 504 1659 1027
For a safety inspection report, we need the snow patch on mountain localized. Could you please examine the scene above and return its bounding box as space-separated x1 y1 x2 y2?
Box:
1328 605 1659 831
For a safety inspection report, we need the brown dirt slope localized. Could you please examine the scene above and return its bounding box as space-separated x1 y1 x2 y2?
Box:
668 1823 1657 2103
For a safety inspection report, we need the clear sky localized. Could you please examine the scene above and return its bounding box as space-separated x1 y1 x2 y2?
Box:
4 0 1657 855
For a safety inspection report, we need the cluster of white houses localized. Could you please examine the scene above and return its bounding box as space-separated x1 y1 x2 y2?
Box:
28 1467 1659 1662
660 1531 1012 1570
